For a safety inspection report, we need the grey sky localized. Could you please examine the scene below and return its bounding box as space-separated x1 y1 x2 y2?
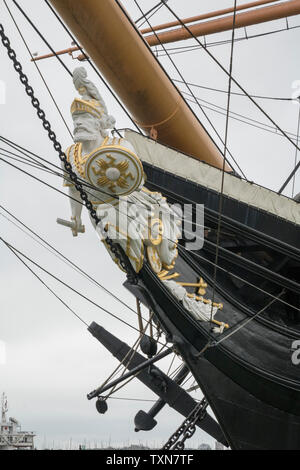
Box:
0 0 299 449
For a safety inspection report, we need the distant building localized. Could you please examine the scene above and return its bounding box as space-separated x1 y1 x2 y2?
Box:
0 393 35 450
198 443 212 450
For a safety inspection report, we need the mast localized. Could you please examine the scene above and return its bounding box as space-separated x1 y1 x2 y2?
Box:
47 0 231 171
1 393 8 423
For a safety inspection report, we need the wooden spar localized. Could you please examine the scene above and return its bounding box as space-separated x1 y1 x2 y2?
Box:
31 46 78 62
32 0 280 62
47 0 231 171
140 0 279 34
145 0 300 46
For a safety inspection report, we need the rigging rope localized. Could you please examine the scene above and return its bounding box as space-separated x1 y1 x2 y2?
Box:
213 289 285 346
3 0 73 139
0 204 143 320
172 78 294 102
2 153 299 315
0 237 147 336
11 0 71 76
0 18 298 339
2 238 88 327
161 2 300 193
11 0 121 139
102 315 155 400
6 146 291 388
131 0 247 178
43 0 141 136
153 23 300 58
210 0 237 324
6 150 299 300
2 143 299 306
193 289 286 357
180 91 300 142
0 21 138 281
135 1 166 28
292 101 300 197
0 134 139 202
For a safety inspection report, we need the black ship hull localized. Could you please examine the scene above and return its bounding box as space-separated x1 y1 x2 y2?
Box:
121 150 300 449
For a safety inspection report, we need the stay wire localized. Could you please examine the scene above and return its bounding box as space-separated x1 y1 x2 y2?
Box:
0 156 87 207
2 154 299 314
4 162 300 358
135 1 165 28
181 90 300 142
12 0 122 139
0 137 144 209
1 237 151 336
0 203 143 320
161 2 300 192
0 147 209 238
213 290 285 346
0 151 54 173
3 147 299 305
292 102 300 197
154 23 300 58
131 0 246 179
0 135 70 174
3 0 73 139
12 0 72 76
1 238 89 327
104 314 157 399
0 151 210 241
0 135 135 200
183 96 300 143
210 0 237 323
43 0 141 136
172 78 294 102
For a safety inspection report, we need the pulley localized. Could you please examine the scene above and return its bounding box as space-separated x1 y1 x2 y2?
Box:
95 397 108 414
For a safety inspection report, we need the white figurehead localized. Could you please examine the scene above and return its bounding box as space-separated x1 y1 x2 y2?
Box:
60 66 180 274
58 67 223 329
62 66 143 236
72 67 115 151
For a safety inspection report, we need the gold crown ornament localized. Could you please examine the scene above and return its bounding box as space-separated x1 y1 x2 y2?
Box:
70 97 104 120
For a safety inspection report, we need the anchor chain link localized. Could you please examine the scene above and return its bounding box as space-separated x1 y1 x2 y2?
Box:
162 397 208 450
0 22 137 283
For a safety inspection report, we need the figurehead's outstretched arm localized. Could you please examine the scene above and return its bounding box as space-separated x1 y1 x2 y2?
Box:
59 156 85 237
68 185 84 236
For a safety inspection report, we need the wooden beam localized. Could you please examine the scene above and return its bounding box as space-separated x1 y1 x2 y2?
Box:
48 0 231 171
140 0 280 35
145 0 300 46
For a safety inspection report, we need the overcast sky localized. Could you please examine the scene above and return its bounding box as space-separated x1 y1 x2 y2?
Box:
0 0 299 449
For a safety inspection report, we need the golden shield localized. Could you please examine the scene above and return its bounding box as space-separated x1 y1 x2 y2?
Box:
85 145 144 203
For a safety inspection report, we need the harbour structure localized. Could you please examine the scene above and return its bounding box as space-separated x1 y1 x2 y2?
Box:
0 393 35 450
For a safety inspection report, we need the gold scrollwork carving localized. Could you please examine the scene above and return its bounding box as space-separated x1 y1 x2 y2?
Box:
92 154 134 193
148 218 164 246
146 246 162 274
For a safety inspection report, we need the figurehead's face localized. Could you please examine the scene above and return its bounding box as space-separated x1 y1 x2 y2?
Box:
73 112 101 142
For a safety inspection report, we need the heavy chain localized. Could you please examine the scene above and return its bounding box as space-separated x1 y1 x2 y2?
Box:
0 23 137 283
162 397 208 450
